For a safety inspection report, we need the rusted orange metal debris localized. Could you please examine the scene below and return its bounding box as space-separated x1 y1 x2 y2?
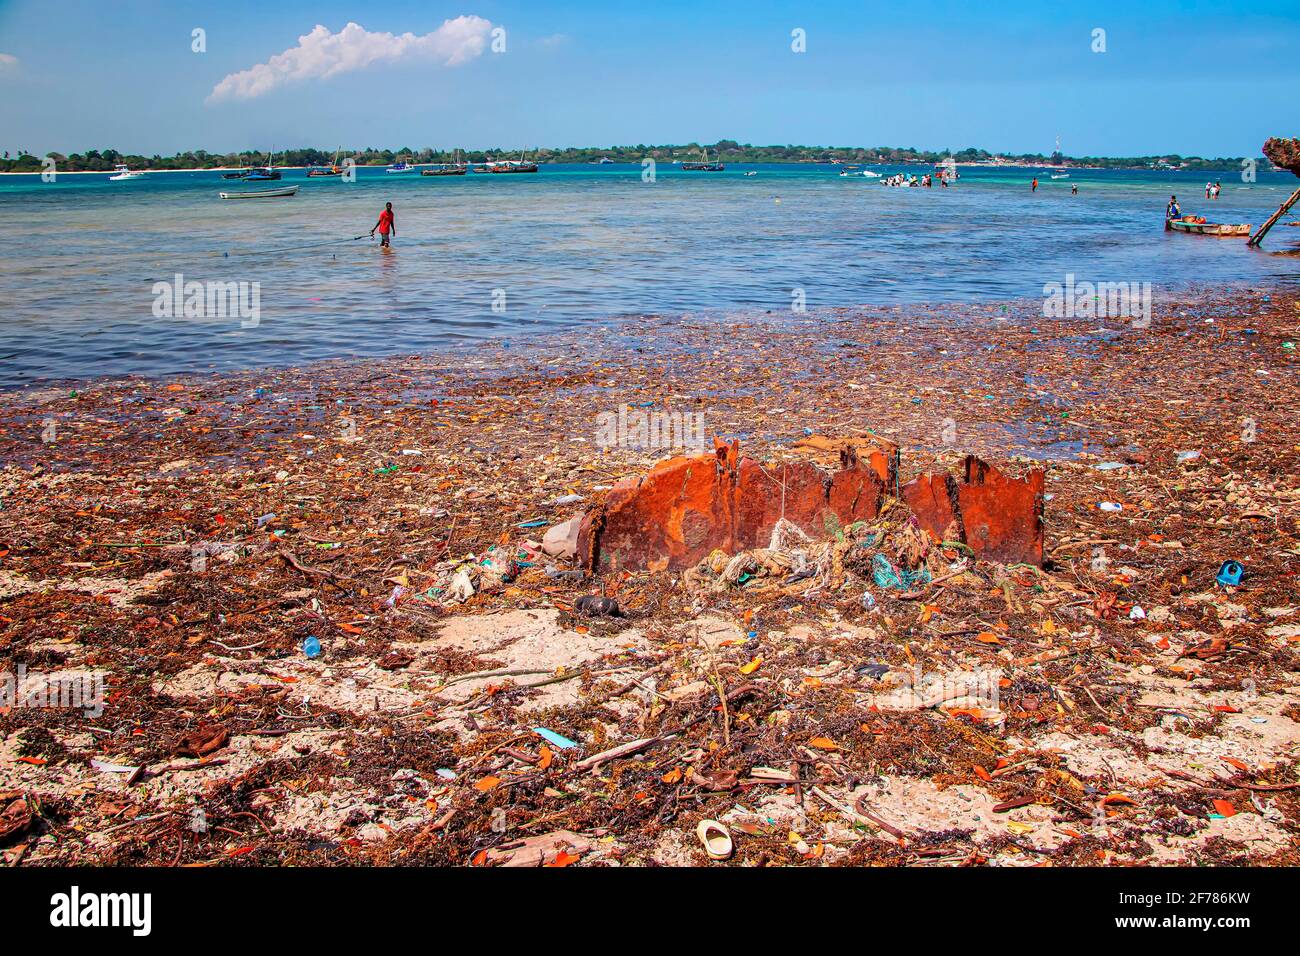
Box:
902 455 1045 566
579 440 1043 572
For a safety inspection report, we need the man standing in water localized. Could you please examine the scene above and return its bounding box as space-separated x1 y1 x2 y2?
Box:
1031 177 1038 192
370 202 396 247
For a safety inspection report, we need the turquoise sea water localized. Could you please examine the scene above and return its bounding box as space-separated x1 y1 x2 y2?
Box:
0 162 1297 386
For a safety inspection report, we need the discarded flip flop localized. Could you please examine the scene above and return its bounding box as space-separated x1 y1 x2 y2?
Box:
696 819 734 861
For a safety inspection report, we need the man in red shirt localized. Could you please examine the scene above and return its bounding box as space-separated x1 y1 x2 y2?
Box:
371 202 396 247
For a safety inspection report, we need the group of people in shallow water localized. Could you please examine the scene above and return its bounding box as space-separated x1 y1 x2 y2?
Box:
880 172 949 188
1205 181 1223 200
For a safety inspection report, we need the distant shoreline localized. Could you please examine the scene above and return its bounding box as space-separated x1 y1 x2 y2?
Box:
0 160 1260 177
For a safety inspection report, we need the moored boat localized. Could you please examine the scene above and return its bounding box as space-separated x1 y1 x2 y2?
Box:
307 147 344 177
108 164 145 181
682 148 724 171
386 161 419 173
422 149 469 176
1165 217 1251 237
219 185 300 200
483 150 539 173
244 151 282 181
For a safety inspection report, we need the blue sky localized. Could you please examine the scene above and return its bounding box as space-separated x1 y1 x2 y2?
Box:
0 0 1296 157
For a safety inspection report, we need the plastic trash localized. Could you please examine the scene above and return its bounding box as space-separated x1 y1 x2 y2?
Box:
1216 560 1244 588
1175 450 1201 462
533 726 579 749
574 595 620 617
1129 605 1146 620
302 635 321 658
861 591 877 610
857 662 890 680
872 554 931 590
255 512 277 527
1097 502 1123 512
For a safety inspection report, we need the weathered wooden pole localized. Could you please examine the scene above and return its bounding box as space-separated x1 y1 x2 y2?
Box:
1248 185 1300 248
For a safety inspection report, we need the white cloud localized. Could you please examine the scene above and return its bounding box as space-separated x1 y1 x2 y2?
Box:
207 18 492 103
0 53 19 73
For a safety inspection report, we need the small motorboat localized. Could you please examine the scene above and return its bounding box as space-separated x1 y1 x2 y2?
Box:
387 162 419 173
222 169 250 180
1051 173 1070 180
743 170 757 177
839 169 881 178
219 185 300 200
1165 217 1251 237
108 164 145 181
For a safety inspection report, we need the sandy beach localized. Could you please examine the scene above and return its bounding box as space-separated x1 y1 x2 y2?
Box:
1 286 1296 867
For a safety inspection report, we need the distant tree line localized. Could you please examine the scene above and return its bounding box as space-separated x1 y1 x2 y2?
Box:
0 141 1271 173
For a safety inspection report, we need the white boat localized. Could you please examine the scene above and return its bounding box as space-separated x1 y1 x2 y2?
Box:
743 170 757 177
108 164 145 181
839 169 881 178
1051 173 1070 180
219 185 300 200
387 162 419 174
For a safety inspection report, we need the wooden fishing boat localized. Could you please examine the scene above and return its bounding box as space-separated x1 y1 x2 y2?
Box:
486 160 538 173
422 149 469 176
1165 217 1251 237
222 169 250 180
483 151 539 173
308 147 344 177
219 185 300 200
243 151 282 181
682 148 724 171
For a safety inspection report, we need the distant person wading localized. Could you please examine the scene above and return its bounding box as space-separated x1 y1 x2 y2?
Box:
371 202 396 247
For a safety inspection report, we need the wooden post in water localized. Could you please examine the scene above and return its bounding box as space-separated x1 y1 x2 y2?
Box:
1248 185 1300 248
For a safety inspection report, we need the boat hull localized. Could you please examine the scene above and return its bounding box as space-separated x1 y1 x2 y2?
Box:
1165 218 1251 237
421 167 468 176
219 186 300 200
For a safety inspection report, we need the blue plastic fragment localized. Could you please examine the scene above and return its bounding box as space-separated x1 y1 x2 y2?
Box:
1215 560 1244 588
302 636 322 658
533 727 578 749
872 554 931 590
